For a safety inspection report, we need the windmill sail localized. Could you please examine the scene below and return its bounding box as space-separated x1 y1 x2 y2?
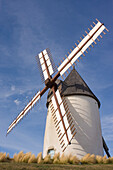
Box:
57 19 108 76
37 48 55 81
37 48 77 151
7 91 41 134
50 88 76 151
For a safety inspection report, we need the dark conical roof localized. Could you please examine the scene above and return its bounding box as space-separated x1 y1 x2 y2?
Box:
46 68 100 108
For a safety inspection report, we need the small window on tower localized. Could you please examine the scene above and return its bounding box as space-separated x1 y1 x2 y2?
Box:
47 148 55 158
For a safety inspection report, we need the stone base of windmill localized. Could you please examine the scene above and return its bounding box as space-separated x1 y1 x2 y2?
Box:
43 95 104 159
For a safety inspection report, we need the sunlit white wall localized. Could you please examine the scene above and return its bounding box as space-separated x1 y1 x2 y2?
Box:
43 95 103 159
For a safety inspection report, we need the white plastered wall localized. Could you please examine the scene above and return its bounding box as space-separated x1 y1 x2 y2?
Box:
43 95 104 159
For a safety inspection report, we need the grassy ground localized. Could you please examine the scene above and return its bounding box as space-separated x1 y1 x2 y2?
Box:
0 163 113 170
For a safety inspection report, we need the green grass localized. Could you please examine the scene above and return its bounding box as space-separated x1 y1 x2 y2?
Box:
0 162 113 170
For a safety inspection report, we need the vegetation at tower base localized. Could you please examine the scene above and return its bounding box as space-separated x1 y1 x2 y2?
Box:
0 151 113 165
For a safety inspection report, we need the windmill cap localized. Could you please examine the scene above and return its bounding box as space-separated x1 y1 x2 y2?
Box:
46 68 100 108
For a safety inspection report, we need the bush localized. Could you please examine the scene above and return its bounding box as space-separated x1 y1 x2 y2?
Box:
28 154 37 163
22 152 32 163
1 151 113 165
81 154 96 164
102 155 107 164
43 155 52 164
106 157 112 164
109 157 113 163
68 154 80 164
59 153 69 164
53 158 60 164
102 155 112 164
37 152 43 164
13 151 25 163
96 155 103 164
0 152 6 162
81 153 90 164
89 154 96 164
53 152 60 160
6 153 10 159
13 153 17 162
53 153 60 164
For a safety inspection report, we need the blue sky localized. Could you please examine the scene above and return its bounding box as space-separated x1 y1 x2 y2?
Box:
0 0 113 158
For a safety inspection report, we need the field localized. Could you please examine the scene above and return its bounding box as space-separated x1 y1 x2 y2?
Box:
0 152 113 169
1 162 113 170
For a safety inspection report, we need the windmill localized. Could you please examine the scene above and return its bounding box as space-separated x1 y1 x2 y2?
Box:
7 19 110 158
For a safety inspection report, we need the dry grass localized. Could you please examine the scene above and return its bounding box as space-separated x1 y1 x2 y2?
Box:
13 151 37 163
102 155 108 164
13 151 25 163
109 157 113 163
22 152 32 163
52 153 80 164
53 153 60 164
0 152 11 162
0 152 6 162
80 153 90 164
59 153 69 164
68 154 80 164
81 154 96 164
6 153 10 159
11 151 113 165
0 151 113 165
37 152 43 164
43 155 52 164
96 155 103 164
28 154 37 163
102 155 112 164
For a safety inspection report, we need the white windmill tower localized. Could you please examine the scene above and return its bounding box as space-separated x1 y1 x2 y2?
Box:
7 19 110 159
43 68 103 158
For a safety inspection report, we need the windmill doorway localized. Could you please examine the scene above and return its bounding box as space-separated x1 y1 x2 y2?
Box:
47 148 55 158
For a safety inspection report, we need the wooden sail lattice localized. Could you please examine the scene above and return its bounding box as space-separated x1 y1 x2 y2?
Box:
50 90 76 151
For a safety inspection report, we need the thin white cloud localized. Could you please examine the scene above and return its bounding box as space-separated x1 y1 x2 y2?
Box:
14 99 20 105
0 77 42 100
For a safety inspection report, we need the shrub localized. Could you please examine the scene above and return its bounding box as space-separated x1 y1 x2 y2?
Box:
68 154 80 164
0 152 6 162
96 155 103 164
81 153 90 164
53 158 60 164
13 151 25 163
53 152 60 160
13 153 17 162
2 151 113 165
59 153 69 164
37 152 43 164
6 153 10 159
28 154 37 163
102 155 107 164
22 152 32 163
81 153 96 164
106 157 112 164
89 154 96 164
109 157 113 163
53 153 60 164
43 155 52 164
0 152 3 157
102 155 112 164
